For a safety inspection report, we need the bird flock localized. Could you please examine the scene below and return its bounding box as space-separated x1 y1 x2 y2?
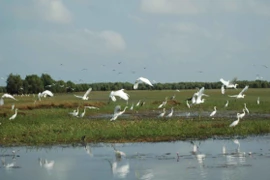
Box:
0 76 263 129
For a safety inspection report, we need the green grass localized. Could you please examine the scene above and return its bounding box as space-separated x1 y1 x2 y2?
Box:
0 88 270 146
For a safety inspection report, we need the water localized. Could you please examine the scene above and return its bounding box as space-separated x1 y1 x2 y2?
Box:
1 135 270 180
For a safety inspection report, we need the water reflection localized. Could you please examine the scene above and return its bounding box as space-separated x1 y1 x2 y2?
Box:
1 136 270 179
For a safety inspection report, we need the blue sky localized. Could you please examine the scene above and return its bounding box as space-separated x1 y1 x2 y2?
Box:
1 0 269 86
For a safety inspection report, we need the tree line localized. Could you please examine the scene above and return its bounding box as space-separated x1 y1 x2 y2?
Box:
0 73 269 94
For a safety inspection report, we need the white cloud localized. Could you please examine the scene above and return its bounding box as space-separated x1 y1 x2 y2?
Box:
141 0 270 16
34 0 72 23
141 0 203 14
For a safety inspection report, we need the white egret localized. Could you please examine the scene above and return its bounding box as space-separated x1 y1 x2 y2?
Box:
130 103 134 110
11 104 15 110
158 108 166 117
166 107 174 117
69 107 79 117
0 98 4 106
133 77 153 89
244 103 249 114
110 105 128 121
221 85 225 94
1 157 16 168
1 93 18 101
228 85 249 99
85 106 99 110
209 106 217 117
238 109 246 119
109 89 129 102
229 113 241 127
192 87 207 105
186 100 191 108
220 78 238 89
158 97 168 108
9 108 18 120
224 100 229 107
222 145 226 155
257 97 260 105
136 100 141 107
39 158 55 170
74 87 92 100
41 90 54 97
80 107 86 118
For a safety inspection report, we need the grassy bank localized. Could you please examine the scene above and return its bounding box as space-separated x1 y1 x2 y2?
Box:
0 88 270 146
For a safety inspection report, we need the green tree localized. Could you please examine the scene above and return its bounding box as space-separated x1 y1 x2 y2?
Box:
25 74 44 93
6 73 23 94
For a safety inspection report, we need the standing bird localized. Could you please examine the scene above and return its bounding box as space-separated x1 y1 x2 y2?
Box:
229 113 241 127
158 108 166 117
238 109 246 119
110 105 128 121
9 108 18 120
80 107 86 118
257 97 260 105
244 103 249 114
186 100 191 109
209 106 217 117
221 85 225 94
166 107 174 118
224 100 229 108
74 87 92 100
133 77 153 89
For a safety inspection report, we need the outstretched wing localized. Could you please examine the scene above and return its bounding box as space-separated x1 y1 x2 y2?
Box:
220 78 229 86
74 95 83 99
83 88 92 98
239 85 249 95
113 89 129 101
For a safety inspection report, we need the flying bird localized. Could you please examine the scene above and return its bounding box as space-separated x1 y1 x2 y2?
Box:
1 93 18 101
110 105 128 121
228 85 249 99
133 77 153 89
41 90 54 97
74 87 92 100
109 89 129 102
220 78 238 89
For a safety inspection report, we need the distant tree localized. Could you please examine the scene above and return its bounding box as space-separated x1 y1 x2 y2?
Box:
6 73 23 94
40 74 55 88
25 74 44 93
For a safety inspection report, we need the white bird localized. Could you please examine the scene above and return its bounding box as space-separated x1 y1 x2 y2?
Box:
244 103 249 114
220 78 238 89
228 85 249 99
9 108 18 120
133 77 153 89
186 100 191 108
114 149 126 159
39 158 55 170
11 104 15 110
74 87 92 100
224 100 229 107
158 97 168 108
158 108 166 117
41 90 54 97
209 106 217 117
1 157 16 168
1 93 18 101
238 109 246 119
0 98 4 106
222 145 226 155
69 107 79 117
109 89 129 102
257 97 260 105
192 87 207 105
130 103 134 110
85 106 99 110
229 113 241 127
166 107 174 117
221 85 225 94
110 105 128 121
80 107 86 118
136 100 141 107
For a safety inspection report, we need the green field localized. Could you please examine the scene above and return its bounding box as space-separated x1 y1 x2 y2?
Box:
0 88 270 146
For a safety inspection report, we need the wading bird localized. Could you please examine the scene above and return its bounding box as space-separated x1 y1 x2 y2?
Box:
74 87 92 100
69 107 79 117
229 113 241 127
9 108 18 120
228 85 249 99
244 103 249 114
224 100 229 107
238 109 246 119
133 77 153 89
210 106 217 117
166 107 174 118
158 108 166 117
257 97 260 105
221 85 225 94
110 105 128 121
186 100 191 108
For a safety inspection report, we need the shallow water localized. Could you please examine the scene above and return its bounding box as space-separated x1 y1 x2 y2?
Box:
1 135 270 180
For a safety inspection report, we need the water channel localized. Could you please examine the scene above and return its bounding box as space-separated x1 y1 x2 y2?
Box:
1 135 270 180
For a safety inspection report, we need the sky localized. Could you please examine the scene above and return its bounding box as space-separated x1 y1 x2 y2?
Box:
0 0 270 86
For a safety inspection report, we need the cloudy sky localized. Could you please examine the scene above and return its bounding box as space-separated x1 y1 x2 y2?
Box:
1 0 269 86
